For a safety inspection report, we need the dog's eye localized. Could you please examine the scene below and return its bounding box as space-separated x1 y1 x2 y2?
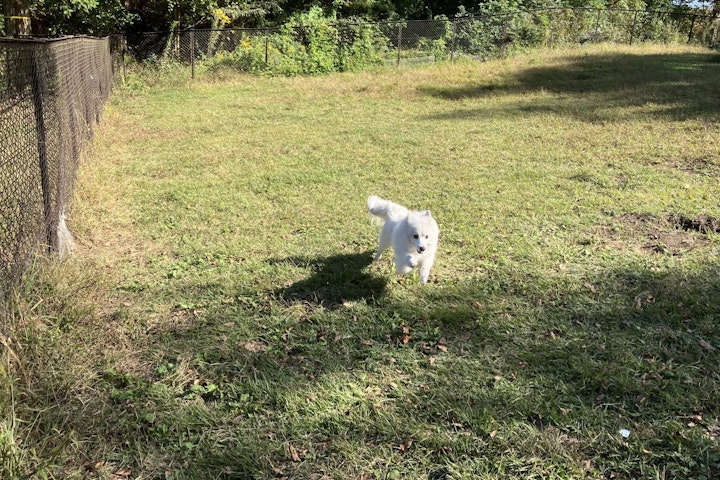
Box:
413 234 419 239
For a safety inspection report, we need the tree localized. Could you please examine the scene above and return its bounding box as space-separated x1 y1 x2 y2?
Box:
29 0 136 35
4 0 32 35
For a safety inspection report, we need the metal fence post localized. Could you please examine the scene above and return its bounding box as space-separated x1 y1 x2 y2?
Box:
265 33 269 66
450 19 457 62
190 30 195 79
30 45 55 253
500 14 509 57
121 35 127 85
397 23 402 67
630 10 638 45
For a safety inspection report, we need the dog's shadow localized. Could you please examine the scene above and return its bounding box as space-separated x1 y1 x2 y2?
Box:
269 252 387 307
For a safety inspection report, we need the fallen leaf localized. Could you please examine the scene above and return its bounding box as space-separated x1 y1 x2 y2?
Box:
362 339 375 346
398 439 413 452
634 291 655 309
437 344 448 352
698 339 717 351
288 444 302 462
244 341 267 353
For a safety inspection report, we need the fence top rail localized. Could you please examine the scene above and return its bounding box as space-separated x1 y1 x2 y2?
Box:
125 7 717 37
0 35 110 44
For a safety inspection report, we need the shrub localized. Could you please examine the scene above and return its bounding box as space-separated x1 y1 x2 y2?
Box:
335 19 389 71
269 6 340 75
204 35 268 73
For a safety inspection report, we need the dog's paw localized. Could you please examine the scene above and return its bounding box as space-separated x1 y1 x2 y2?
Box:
396 263 413 275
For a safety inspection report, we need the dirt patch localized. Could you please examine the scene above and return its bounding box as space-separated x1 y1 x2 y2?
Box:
590 212 714 255
668 214 720 234
652 157 720 175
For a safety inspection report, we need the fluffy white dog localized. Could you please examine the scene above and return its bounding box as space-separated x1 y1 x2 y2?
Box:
367 195 439 284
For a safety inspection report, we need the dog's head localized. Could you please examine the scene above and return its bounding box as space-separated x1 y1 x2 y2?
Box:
406 211 439 255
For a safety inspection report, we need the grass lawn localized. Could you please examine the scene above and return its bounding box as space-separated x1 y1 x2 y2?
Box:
3 43 720 479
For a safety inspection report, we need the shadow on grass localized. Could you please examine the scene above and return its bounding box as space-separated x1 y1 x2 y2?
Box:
16 256 720 479
269 251 387 307
421 52 720 122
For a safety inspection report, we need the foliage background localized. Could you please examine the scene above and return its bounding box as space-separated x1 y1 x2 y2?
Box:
2 0 718 36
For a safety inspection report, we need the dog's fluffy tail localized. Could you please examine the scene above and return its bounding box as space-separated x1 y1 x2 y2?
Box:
367 195 407 223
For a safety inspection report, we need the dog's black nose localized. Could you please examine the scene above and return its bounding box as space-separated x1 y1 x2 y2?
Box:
417 246 426 253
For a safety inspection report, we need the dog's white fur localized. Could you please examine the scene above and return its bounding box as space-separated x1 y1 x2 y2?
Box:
367 195 439 284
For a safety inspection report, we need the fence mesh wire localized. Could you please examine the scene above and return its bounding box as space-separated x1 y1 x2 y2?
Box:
0 36 113 298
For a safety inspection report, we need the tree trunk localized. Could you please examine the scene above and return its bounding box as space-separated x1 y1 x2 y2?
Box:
4 0 32 36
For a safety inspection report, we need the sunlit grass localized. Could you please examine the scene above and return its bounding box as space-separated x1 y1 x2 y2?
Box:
3 43 720 479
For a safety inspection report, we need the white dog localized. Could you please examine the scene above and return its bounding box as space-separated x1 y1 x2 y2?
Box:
367 195 439 284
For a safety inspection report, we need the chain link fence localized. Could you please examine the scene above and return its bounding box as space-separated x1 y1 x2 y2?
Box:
0 36 114 299
124 7 719 74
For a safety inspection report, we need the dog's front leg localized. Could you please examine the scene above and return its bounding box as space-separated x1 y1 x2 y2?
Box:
418 257 434 284
395 254 416 275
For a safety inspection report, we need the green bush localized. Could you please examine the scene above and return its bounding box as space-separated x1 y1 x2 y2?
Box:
335 19 389 71
269 7 340 75
203 7 388 75
204 35 268 73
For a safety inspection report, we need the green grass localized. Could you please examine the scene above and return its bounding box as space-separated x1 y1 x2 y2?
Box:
3 43 720 479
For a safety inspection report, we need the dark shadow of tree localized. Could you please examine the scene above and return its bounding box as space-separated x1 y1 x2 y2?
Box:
26 254 720 478
420 52 720 123
268 251 387 307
